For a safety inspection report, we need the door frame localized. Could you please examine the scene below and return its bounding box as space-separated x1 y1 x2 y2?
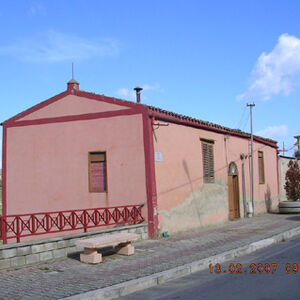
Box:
228 162 240 220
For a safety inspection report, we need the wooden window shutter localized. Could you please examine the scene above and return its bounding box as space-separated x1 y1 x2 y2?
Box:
89 152 107 192
258 151 265 184
202 141 215 183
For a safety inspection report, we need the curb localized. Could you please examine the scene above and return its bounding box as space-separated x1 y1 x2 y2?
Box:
62 226 300 300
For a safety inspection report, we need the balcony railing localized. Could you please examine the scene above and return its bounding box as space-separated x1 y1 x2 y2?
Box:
0 205 144 244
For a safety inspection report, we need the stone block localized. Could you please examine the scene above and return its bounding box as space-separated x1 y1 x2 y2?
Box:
136 227 144 234
0 248 17 259
39 251 53 262
53 248 67 259
80 252 102 264
57 240 68 249
141 233 149 240
67 239 76 247
16 246 31 256
115 244 134 256
44 242 57 251
10 256 26 268
25 254 40 265
66 246 78 256
31 244 46 254
0 259 11 269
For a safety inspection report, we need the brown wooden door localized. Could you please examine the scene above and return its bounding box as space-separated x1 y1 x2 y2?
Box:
228 175 240 220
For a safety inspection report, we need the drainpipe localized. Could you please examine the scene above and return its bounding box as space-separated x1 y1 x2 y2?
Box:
276 149 280 203
241 154 248 217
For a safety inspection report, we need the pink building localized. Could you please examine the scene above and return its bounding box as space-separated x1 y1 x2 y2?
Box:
1 79 279 240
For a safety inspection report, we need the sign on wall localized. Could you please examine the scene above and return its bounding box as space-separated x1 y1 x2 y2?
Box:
155 152 163 162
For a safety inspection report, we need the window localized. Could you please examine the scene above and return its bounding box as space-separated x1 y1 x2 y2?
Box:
89 152 107 192
201 139 215 183
258 151 265 184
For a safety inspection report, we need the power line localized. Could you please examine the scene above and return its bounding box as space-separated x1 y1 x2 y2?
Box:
240 113 250 131
234 106 247 129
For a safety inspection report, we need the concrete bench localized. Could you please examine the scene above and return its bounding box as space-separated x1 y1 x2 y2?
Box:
75 233 139 264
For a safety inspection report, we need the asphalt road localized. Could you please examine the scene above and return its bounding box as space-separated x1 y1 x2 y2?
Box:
121 235 300 300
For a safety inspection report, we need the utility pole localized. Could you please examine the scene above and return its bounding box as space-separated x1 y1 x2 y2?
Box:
247 103 255 216
279 142 288 155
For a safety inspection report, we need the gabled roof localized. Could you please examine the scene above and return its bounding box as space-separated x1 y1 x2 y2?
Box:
2 84 277 148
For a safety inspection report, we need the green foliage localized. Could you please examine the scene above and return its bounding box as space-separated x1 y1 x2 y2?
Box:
295 150 300 159
285 160 300 201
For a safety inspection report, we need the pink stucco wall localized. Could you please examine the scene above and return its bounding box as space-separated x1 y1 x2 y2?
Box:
7 114 147 217
5 91 148 243
18 95 128 121
153 122 278 233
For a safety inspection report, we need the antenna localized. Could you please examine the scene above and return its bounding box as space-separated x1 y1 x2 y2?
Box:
72 62 74 79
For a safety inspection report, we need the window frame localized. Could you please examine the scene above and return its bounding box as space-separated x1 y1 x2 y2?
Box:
258 151 265 184
88 151 107 193
201 139 215 183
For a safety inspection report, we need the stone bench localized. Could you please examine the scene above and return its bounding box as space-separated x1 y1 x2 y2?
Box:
75 233 139 264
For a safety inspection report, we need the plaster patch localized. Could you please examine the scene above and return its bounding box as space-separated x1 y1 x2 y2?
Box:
158 179 228 234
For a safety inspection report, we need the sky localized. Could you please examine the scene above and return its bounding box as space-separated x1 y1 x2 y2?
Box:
0 0 300 167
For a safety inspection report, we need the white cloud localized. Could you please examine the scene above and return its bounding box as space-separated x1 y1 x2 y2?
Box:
237 33 300 102
116 88 136 101
116 83 161 101
142 83 161 91
29 1 45 15
256 125 288 140
0 30 119 62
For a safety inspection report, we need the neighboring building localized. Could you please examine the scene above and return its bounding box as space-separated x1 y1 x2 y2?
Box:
295 135 300 158
1 79 279 239
278 155 300 202
279 135 300 201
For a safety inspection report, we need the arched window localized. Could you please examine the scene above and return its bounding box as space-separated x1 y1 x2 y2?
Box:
228 162 238 175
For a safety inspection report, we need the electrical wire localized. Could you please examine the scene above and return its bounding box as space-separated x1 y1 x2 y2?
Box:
240 113 250 132
234 106 247 129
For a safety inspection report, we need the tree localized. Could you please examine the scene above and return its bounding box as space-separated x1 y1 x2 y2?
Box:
285 160 300 201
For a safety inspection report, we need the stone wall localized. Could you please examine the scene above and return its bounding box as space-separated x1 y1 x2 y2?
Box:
278 156 300 202
0 223 148 270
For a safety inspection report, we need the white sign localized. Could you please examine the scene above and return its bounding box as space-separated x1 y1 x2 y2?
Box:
155 152 163 162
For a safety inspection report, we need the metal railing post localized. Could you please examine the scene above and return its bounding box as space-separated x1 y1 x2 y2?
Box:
16 216 20 243
0 216 7 244
83 210 87 233
31 214 36 234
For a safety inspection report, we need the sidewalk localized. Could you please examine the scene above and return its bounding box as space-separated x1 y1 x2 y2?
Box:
1 213 300 300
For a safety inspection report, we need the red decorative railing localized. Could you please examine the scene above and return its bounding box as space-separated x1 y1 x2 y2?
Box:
0 205 144 244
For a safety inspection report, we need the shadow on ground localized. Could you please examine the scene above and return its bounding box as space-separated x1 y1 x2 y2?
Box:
67 246 116 261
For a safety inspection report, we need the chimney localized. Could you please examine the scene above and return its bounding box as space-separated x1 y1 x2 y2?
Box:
134 87 143 104
67 78 79 92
